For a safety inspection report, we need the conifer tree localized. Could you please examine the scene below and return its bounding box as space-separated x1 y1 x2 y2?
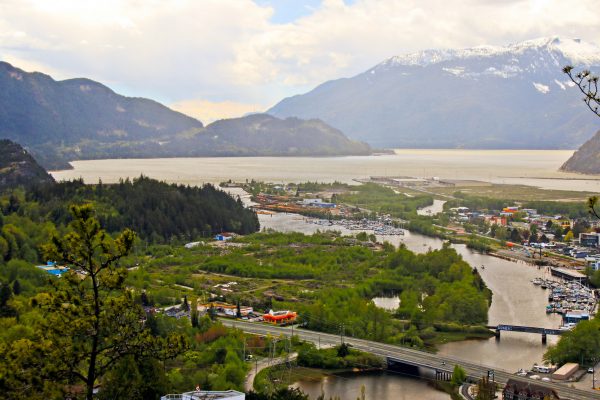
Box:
1 204 187 400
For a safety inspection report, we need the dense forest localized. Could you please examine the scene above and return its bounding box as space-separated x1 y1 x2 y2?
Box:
22 176 259 242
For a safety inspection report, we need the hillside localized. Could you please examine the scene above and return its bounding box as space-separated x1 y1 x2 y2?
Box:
269 37 600 149
0 62 204 169
0 139 54 191
161 114 372 157
560 130 600 174
0 62 372 169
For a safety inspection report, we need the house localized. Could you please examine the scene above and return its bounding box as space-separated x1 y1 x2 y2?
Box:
200 301 253 317
502 378 559 399
214 233 233 241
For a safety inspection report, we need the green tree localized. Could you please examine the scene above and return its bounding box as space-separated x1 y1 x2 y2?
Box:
544 318 600 365
564 230 574 243
451 364 467 386
13 204 187 400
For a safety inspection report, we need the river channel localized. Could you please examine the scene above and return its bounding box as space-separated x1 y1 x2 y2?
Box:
257 210 562 400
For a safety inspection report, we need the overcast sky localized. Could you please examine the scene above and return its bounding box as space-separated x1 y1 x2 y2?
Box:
1 0 599 122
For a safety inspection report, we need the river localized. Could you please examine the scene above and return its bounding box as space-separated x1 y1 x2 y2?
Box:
257 211 562 400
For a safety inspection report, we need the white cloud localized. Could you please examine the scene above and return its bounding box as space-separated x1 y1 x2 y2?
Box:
170 99 265 124
0 0 599 119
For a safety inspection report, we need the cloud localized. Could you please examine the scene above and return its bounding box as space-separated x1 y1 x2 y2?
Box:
170 99 265 124
0 0 599 119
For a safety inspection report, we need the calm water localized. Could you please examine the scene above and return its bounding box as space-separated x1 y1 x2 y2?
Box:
50 149 600 192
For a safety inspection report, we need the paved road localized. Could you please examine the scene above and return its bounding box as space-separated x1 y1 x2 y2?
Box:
223 320 599 400
245 353 297 392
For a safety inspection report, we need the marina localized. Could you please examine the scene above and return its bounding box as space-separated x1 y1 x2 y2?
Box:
531 276 597 325
306 217 405 235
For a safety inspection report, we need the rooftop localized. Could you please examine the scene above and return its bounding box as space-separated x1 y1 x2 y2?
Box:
161 390 245 400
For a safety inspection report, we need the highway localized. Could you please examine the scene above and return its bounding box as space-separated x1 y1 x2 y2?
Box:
222 320 599 400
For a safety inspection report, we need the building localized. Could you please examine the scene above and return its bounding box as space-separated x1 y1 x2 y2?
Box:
215 233 233 241
563 311 590 325
502 378 559 399
36 261 69 277
579 232 600 247
161 390 245 400
550 267 588 283
200 302 253 317
263 309 297 325
552 363 579 381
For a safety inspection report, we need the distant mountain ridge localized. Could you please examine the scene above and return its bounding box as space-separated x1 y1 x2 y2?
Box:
0 61 203 169
560 130 600 174
0 62 370 169
268 37 600 149
0 139 54 190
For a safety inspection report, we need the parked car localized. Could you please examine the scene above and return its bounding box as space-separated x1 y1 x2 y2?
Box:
588 367 594 373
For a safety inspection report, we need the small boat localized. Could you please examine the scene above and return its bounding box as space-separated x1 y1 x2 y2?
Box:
532 278 542 286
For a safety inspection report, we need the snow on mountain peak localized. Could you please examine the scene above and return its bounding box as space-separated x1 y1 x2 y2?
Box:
380 37 600 69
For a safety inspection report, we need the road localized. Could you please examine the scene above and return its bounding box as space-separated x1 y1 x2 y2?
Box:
245 353 297 392
223 320 599 400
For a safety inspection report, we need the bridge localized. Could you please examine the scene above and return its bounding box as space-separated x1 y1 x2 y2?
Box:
223 320 597 400
488 324 564 344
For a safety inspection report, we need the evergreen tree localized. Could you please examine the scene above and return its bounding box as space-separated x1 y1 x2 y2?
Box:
191 298 199 328
1 204 187 400
11 279 21 295
182 295 190 312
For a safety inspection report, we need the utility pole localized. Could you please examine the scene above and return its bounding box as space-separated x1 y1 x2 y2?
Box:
340 324 345 345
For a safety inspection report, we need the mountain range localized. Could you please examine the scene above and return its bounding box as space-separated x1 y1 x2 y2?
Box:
0 62 370 169
268 37 600 149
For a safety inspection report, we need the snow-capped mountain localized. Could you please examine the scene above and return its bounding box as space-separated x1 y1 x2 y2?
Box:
268 37 600 149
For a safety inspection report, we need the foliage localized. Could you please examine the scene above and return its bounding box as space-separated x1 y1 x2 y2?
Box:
297 342 384 370
27 176 259 242
475 375 497 400
543 317 600 366
0 205 187 400
451 364 467 386
336 183 433 219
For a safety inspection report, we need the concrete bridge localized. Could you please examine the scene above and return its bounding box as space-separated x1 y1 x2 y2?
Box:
223 320 597 400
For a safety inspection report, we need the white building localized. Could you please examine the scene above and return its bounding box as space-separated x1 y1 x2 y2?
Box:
161 390 245 400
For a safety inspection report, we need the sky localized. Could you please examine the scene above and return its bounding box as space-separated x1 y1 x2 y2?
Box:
0 0 599 123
